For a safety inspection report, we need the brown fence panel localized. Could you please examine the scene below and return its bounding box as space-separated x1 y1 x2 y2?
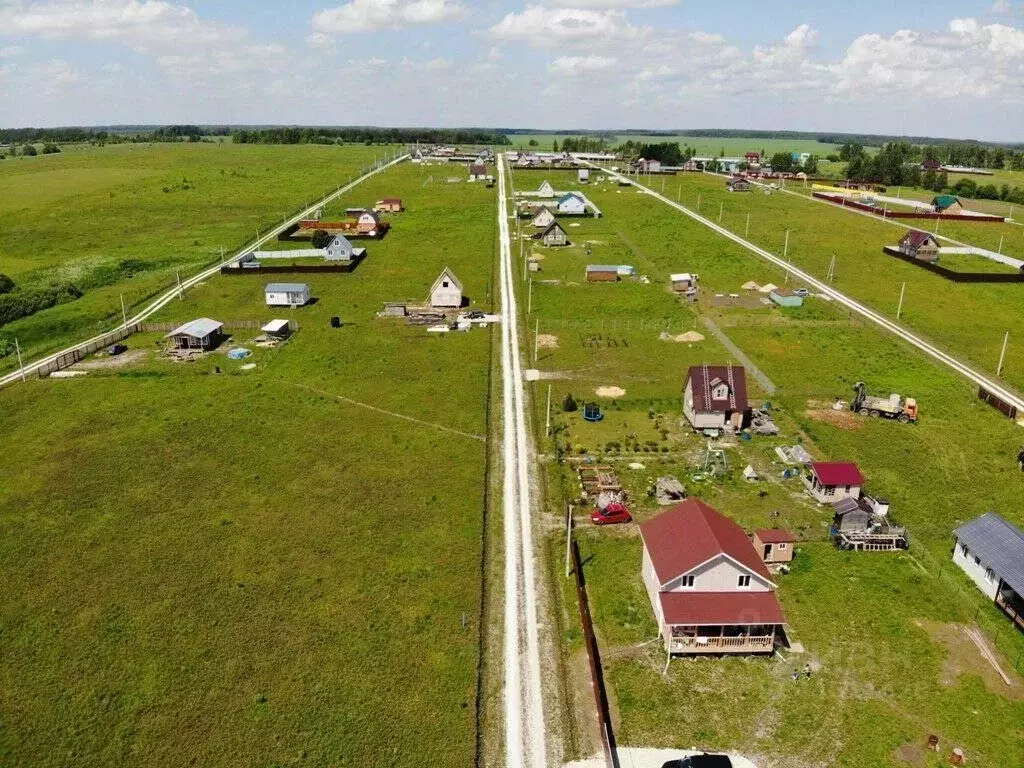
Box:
572 539 619 768
978 387 1019 420
881 247 1024 283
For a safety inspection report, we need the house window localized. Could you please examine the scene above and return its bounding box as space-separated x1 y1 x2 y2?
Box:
959 543 968 557
985 568 996 582
974 556 981 566
737 574 751 588
778 543 787 550
681 575 695 588
443 281 449 287
823 486 835 497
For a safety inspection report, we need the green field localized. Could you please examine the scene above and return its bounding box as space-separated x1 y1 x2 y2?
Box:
515 170 1024 767
0 143 389 371
0 161 496 766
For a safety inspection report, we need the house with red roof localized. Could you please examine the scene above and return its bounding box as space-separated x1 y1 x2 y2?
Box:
898 230 940 262
804 461 865 503
639 499 787 655
682 364 751 432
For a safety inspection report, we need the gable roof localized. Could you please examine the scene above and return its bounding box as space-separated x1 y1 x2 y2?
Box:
165 318 223 339
685 364 749 413
954 512 1024 595
430 267 462 293
932 194 961 210
265 282 309 293
639 499 772 585
328 234 353 248
659 590 785 627
811 461 865 486
558 192 585 205
539 221 567 238
900 230 937 249
531 206 555 220
587 265 619 273
469 162 487 174
755 528 795 544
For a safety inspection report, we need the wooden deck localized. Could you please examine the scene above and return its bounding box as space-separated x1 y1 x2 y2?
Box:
669 634 774 654
996 593 1024 631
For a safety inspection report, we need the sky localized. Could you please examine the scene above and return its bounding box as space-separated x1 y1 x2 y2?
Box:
1 0 1024 140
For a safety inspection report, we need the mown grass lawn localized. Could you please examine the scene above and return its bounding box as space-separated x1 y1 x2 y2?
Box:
0 142 387 371
519 169 1024 767
0 160 495 767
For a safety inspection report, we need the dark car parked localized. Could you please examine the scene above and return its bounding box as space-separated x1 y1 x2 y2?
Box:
661 753 733 768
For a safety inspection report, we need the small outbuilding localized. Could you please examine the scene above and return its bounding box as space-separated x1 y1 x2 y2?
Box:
537 180 556 198
165 318 224 351
536 221 569 247
898 230 940 262
430 267 463 308
727 178 752 192
753 529 795 564
671 273 698 292
261 319 292 339
352 209 381 234
578 169 590 183
769 288 803 307
586 265 619 283
374 198 403 213
265 283 311 307
468 162 489 181
804 461 865 504
932 194 964 214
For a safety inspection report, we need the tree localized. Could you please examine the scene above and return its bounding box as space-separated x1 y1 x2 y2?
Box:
769 152 793 172
552 139 559 152
563 393 578 412
22 144 37 156
935 171 948 192
527 139 538 147
310 229 332 249
0 274 14 295
838 142 864 162
41 143 61 154
802 155 819 175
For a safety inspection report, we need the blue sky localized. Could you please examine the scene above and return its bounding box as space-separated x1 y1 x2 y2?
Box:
1 0 1023 140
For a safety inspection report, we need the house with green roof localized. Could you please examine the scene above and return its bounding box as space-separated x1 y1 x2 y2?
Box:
931 194 964 214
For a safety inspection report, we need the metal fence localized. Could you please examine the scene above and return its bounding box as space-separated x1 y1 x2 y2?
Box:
571 538 619 768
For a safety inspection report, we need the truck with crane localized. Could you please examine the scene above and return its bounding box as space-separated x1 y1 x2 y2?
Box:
850 381 918 423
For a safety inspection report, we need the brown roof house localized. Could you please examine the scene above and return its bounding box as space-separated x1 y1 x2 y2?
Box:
535 221 569 247
640 500 787 656
898 230 940 262
682 364 751 431
374 198 403 213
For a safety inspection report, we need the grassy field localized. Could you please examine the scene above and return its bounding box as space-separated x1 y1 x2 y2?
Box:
633 172 1024 392
516 169 1024 767
0 161 496 766
0 143 388 371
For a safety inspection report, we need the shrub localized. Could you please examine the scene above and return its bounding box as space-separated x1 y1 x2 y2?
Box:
311 229 332 249
563 393 578 412
0 274 15 295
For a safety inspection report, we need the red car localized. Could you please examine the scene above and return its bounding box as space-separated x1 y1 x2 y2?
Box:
591 503 632 526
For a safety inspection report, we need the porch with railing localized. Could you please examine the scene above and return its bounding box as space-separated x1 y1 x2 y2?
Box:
669 625 777 654
996 589 1024 631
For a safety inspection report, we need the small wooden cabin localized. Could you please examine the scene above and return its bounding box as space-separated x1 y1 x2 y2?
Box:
536 222 569 247
374 198 403 213
531 207 556 229
586 265 619 283
164 318 224 351
265 283 311 307
430 267 463 308
805 462 865 504
898 230 940 262
753 529 795 564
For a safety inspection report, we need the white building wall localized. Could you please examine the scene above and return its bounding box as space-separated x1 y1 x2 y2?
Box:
683 380 727 429
641 546 666 639
952 537 1000 601
662 555 772 593
431 287 462 308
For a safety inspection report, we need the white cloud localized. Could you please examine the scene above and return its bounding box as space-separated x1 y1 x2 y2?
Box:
311 0 463 35
830 18 1024 99
548 54 616 75
991 0 1012 13
0 44 26 57
546 0 676 6
488 5 647 48
0 0 245 51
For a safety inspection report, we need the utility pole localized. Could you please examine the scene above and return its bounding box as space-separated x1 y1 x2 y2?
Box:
220 246 225 264
696 193 702 212
897 282 906 319
718 201 724 222
783 229 790 259
998 235 1004 255
528 278 533 314
745 212 750 238
534 319 540 363
176 271 184 300
545 384 552 437
827 254 837 282
14 337 25 382
677 184 681 201
120 293 128 328
998 331 1010 377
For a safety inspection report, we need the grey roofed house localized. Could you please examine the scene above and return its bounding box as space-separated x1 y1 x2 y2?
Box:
954 513 1024 596
265 282 309 294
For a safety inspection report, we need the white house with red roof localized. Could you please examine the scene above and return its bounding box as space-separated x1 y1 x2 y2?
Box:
804 461 865 503
682 364 751 431
639 499 787 655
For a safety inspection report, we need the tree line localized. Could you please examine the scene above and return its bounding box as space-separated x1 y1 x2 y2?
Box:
232 127 510 146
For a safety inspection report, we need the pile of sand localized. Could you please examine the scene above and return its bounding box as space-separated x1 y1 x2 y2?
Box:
536 334 559 349
660 331 705 343
595 386 626 397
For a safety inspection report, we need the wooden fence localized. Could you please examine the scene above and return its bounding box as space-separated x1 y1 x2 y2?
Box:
34 324 139 378
882 247 1024 283
571 538 619 768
